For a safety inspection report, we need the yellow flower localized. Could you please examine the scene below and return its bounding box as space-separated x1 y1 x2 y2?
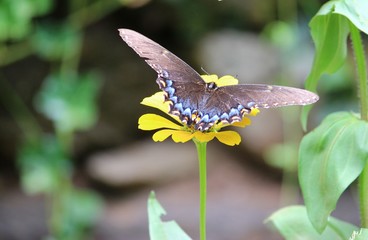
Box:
138 75 259 146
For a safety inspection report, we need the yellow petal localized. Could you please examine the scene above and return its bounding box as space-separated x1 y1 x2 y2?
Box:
138 114 182 130
141 92 170 113
193 131 215 142
201 74 219 83
152 129 175 142
249 108 260 116
215 131 241 146
216 75 238 87
232 117 251 128
171 131 193 143
213 121 227 129
141 92 182 124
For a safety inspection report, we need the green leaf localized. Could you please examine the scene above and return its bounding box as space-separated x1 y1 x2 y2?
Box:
35 72 100 133
17 135 72 194
299 112 368 232
301 1 350 129
308 2 350 81
350 229 368 240
302 0 368 129
334 0 368 35
266 205 358 240
148 192 192 240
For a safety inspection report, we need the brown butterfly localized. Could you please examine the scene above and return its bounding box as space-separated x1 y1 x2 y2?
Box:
119 29 319 131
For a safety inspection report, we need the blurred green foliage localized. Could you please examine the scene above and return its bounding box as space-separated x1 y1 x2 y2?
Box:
0 0 53 40
51 188 102 239
32 23 81 61
0 0 119 238
17 136 72 194
35 72 100 133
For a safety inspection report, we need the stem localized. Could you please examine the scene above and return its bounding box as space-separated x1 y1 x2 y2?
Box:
0 75 42 141
68 0 120 31
50 169 72 239
359 163 368 227
194 139 207 240
49 127 73 238
350 23 368 121
0 40 33 66
349 23 368 227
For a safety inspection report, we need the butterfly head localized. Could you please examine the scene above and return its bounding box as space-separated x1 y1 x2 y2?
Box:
205 82 218 91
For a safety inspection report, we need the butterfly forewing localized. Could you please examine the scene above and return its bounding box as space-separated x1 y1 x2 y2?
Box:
118 29 204 86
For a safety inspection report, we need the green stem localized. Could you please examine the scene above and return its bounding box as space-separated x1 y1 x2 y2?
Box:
0 75 42 141
67 0 120 31
349 23 368 228
49 127 73 238
0 40 33 66
50 171 73 239
359 163 368 228
194 139 207 240
350 23 368 121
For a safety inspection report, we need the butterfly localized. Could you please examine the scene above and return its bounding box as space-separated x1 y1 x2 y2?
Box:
118 28 319 131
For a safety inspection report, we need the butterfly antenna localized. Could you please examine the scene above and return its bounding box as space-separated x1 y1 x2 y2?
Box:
200 66 210 75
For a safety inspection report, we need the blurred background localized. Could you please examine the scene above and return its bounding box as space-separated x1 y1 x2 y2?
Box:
0 0 361 239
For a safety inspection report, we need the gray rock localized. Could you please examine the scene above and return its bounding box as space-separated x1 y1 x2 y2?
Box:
87 140 198 186
196 30 279 84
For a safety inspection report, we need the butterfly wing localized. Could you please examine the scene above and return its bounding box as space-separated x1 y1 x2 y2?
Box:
118 29 205 86
218 84 319 109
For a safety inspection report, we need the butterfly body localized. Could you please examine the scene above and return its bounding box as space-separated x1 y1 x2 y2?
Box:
119 28 319 131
